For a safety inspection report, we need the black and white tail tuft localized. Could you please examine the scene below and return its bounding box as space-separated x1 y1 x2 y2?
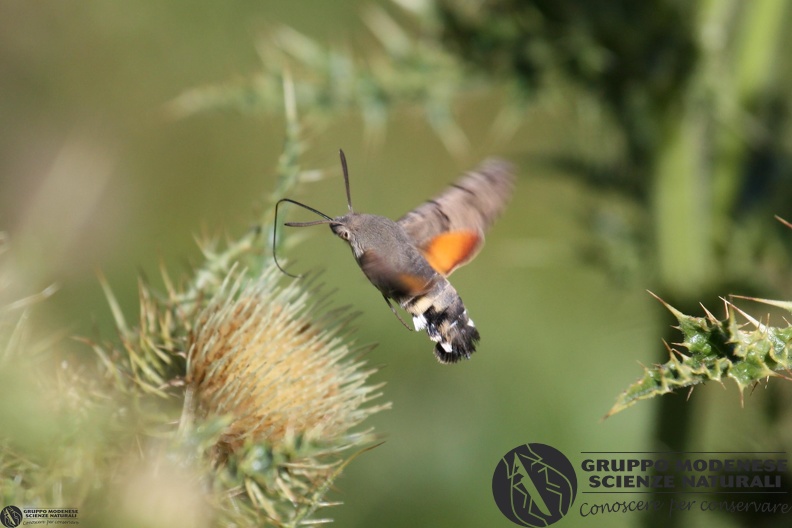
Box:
413 301 480 364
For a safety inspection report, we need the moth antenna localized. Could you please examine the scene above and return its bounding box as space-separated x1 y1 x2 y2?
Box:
339 149 354 213
273 198 335 278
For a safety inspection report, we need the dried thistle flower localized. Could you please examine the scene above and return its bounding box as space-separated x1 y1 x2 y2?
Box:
185 266 388 525
187 266 385 451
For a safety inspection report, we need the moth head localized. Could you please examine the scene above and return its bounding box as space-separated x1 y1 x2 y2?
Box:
330 221 352 242
330 215 367 258
331 214 398 260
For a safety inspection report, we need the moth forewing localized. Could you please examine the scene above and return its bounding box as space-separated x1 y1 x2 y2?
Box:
397 158 516 276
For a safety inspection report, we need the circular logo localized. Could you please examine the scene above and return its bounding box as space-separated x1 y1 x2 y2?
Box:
492 443 577 527
0 506 23 528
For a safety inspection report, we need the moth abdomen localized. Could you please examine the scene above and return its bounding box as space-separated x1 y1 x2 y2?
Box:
406 288 480 364
424 303 479 364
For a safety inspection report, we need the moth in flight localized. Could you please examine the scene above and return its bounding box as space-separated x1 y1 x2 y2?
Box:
275 151 514 363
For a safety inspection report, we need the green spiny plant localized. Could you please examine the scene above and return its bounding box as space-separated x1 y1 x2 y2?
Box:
607 292 792 418
165 2 508 156
0 82 389 527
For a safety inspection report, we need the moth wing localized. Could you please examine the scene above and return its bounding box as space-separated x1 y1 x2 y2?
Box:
397 158 515 276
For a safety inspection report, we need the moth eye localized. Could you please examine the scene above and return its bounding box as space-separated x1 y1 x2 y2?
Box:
341 230 351 241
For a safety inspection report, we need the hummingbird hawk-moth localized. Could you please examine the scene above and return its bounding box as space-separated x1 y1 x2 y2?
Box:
274 151 515 363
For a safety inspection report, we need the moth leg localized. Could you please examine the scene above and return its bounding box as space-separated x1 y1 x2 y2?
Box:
382 295 414 331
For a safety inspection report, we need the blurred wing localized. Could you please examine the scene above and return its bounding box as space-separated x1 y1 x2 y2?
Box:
397 158 515 276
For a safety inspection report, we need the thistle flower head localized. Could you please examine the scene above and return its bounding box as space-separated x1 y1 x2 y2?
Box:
185 265 387 524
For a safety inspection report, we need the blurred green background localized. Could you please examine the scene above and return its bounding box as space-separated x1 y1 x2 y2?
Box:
3 0 792 527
